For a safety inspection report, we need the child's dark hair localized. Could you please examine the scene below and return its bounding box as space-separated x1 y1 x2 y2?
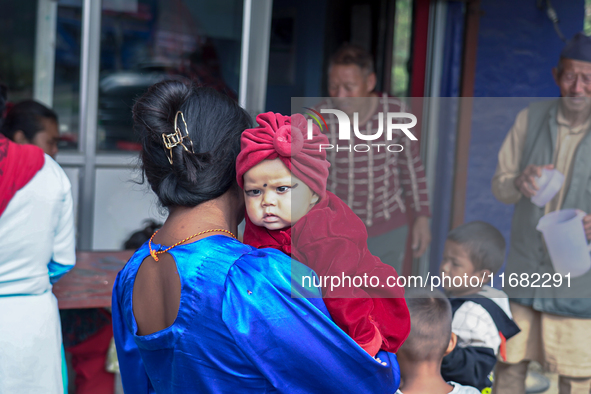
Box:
123 220 163 250
0 99 58 141
401 289 452 361
447 221 506 274
133 80 251 208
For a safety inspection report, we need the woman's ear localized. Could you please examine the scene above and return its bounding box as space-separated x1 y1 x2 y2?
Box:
444 332 457 356
13 130 29 145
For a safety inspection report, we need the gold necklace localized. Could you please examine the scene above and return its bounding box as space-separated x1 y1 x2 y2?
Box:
148 229 236 261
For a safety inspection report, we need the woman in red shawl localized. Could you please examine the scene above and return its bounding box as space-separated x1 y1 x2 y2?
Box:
0 87 76 393
236 112 410 357
1 98 114 394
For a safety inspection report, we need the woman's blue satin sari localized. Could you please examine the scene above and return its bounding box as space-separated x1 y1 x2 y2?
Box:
112 235 400 393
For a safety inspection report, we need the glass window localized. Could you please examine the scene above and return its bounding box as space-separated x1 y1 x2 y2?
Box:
97 0 244 151
0 1 38 101
0 0 81 151
55 0 82 151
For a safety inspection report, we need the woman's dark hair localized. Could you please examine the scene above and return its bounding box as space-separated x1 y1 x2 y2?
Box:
0 99 58 141
0 82 7 115
0 82 7 129
134 80 251 208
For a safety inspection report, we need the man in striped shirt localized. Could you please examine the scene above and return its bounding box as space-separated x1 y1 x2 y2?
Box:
320 44 431 272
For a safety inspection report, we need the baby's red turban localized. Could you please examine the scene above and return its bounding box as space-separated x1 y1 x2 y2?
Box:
236 112 330 197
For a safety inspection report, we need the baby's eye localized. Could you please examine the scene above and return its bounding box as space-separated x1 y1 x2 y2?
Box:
245 189 261 197
276 186 291 193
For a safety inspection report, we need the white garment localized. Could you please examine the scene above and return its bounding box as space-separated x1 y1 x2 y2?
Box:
452 285 512 355
396 381 481 394
0 155 75 394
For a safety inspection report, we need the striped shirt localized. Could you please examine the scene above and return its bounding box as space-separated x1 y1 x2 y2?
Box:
317 93 430 237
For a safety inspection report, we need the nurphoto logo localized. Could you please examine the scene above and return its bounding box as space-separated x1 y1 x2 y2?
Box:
304 108 418 152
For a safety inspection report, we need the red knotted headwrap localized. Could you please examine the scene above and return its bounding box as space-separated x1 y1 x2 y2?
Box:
236 112 330 197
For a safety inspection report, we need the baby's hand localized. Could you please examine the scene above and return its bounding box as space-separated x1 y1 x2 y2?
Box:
374 356 387 366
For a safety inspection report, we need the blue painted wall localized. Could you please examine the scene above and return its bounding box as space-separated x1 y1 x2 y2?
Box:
463 0 584 270
429 1 465 274
473 1 583 98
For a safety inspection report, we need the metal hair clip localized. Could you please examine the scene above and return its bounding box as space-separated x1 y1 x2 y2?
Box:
162 111 195 165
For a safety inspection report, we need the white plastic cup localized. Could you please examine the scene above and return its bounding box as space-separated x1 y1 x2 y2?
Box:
531 169 565 207
537 209 591 277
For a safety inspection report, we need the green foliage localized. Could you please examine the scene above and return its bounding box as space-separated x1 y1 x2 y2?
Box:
392 0 412 98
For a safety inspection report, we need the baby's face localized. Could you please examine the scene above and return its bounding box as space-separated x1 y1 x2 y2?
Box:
243 158 318 230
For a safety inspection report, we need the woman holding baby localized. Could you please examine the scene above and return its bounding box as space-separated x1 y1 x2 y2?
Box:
111 80 402 393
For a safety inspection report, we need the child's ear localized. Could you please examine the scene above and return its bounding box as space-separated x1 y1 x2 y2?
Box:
444 332 457 356
310 192 319 205
476 269 492 284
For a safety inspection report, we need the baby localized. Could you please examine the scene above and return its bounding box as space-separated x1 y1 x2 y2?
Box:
236 112 410 356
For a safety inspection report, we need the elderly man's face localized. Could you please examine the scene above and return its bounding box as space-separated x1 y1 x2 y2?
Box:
328 64 376 114
553 58 591 113
328 64 375 98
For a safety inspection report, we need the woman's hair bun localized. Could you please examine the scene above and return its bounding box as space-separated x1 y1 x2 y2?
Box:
132 79 192 139
134 80 251 208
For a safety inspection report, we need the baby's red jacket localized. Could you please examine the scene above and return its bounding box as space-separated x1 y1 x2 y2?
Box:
243 191 411 355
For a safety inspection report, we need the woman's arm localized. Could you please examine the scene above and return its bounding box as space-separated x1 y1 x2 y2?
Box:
48 159 76 283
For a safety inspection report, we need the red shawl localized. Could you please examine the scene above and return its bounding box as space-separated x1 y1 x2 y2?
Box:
244 191 411 355
0 134 45 217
